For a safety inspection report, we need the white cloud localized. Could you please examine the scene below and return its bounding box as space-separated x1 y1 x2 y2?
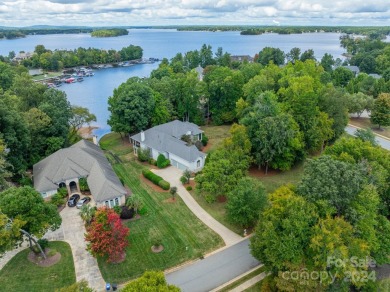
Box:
0 0 389 26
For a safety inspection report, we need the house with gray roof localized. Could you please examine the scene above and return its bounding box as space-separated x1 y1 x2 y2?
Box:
33 139 127 208
342 65 360 76
130 120 206 172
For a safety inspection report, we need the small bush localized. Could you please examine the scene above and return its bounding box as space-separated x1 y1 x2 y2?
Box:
157 154 170 168
113 205 121 215
186 186 193 191
47 249 57 257
142 169 163 185
138 148 150 162
57 187 68 198
149 228 163 247
195 140 203 151
120 206 135 219
180 176 188 185
201 135 208 146
19 176 32 186
170 186 177 195
158 180 170 190
149 158 157 166
37 238 49 250
79 177 89 191
139 206 148 215
50 193 65 207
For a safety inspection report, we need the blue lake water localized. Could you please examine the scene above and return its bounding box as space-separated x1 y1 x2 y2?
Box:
0 29 346 137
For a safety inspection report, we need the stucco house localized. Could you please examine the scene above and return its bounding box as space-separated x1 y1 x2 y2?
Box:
33 139 127 208
130 120 206 172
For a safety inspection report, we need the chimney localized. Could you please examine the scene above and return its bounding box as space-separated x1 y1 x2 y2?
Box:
141 130 145 142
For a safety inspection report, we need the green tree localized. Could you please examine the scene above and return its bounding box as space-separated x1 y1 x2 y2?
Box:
332 67 354 87
69 106 96 131
108 77 155 135
297 156 366 216
320 53 335 72
203 66 244 124
196 124 251 202
370 93 390 129
0 139 11 191
286 47 301 63
121 271 180 292
250 186 318 273
300 49 316 62
125 194 144 215
354 128 378 146
0 211 25 255
79 205 96 226
257 47 285 66
347 92 374 117
0 186 61 237
226 177 267 228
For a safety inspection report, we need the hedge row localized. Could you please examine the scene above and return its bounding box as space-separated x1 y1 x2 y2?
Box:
142 169 170 190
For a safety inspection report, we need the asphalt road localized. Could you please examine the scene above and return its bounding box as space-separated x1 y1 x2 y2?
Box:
345 125 390 150
166 238 259 292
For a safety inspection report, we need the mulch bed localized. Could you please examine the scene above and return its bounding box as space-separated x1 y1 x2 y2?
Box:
140 175 169 193
121 214 141 223
27 248 61 267
151 245 164 253
217 195 227 203
202 142 212 153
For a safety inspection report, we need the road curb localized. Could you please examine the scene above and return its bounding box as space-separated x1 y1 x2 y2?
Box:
209 264 264 292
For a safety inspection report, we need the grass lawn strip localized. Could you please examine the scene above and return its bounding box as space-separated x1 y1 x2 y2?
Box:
217 266 265 292
98 134 223 284
0 241 75 292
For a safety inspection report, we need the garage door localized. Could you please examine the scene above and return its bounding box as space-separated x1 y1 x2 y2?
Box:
171 159 187 170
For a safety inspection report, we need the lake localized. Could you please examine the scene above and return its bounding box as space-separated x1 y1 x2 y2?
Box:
0 29 346 137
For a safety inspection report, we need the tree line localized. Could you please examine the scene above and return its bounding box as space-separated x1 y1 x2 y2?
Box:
91 28 128 38
0 61 96 186
11 44 143 71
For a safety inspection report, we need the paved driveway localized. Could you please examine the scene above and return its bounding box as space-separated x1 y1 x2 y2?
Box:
45 205 106 291
152 167 242 246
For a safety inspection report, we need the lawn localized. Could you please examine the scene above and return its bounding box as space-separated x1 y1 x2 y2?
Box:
0 241 76 292
200 124 231 152
218 266 265 292
31 71 62 81
98 133 224 284
349 117 390 139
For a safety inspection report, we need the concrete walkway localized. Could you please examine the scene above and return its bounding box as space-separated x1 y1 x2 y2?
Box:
152 167 242 246
0 242 29 270
44 205 106 291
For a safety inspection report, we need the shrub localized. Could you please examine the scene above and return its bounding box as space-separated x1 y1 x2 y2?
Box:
201 135 208 146
142 169 163 184
79 177 89 191
47 249 57 257
57 187 68 198
158 180 170 190
37 238 49 250
50 192 65 207
138 148 150 162
186 186 193 191
149 158 157 166
19 176 32 186
149 228 163 247
157 154 170 168
180 176 188 185
120 206 135 219
170 186 177 195
195 140 203 151
139 206 148 215
113 205 122 215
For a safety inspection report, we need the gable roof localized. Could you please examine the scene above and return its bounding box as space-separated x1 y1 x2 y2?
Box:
130 120 205 162
33 139 127 202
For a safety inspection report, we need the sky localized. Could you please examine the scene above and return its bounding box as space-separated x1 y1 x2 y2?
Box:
0 0 389 27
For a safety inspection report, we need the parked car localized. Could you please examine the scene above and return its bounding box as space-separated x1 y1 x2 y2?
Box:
67 193 80 207
76 197 91 209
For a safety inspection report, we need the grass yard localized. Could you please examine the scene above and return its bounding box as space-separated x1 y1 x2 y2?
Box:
252 162 305 194
98 133 224 284
218 266 265 292
200 124 231 152
0 241 75 292
378 278 390 291
31 71 62 81
349 117 390 139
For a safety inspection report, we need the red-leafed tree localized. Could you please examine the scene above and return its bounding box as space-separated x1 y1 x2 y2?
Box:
85 207 129 263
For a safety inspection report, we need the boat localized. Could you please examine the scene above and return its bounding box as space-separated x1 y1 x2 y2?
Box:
65 77 75 83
